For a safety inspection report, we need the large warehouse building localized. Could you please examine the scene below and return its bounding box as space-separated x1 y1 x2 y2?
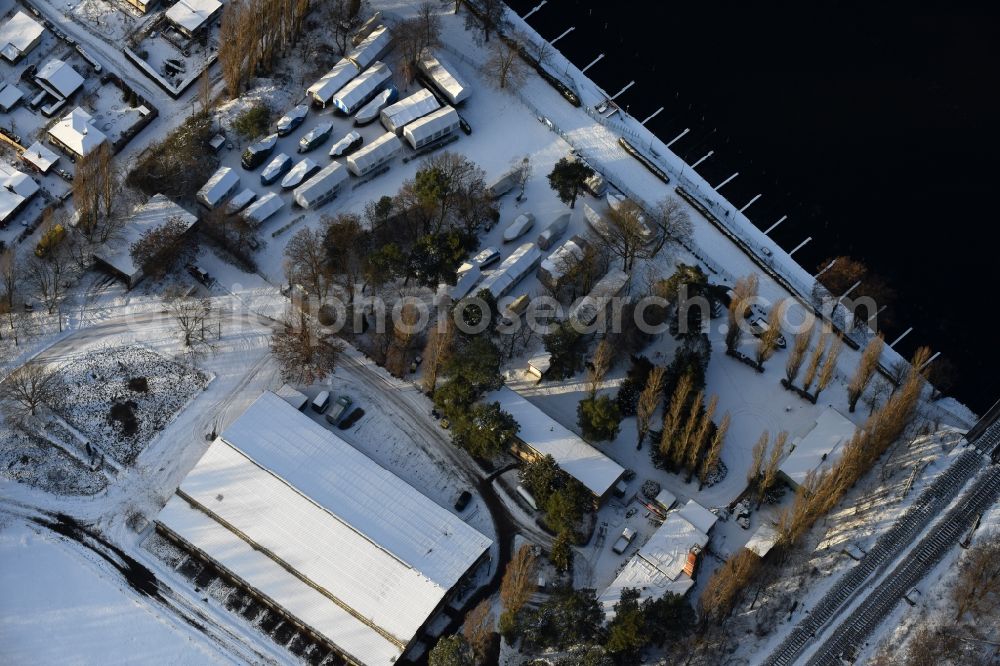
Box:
154 392 491 665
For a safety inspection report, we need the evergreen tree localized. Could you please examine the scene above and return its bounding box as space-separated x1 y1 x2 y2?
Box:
577 394 622 441
547 157 594 209
452 402 518 459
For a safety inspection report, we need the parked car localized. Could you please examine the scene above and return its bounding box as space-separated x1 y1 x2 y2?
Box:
276 104 309 137
612 528 636 554
338 407 365 430
439 417 451 430
311 390 331 413
325 395 352 425
454 490 472 511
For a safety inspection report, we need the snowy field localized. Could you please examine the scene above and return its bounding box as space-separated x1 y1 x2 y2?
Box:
0 519 228 665
55 345 209 466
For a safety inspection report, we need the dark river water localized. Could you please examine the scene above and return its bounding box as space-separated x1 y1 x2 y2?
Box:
506 0 1000 414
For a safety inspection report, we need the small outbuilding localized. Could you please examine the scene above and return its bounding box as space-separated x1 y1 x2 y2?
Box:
417 51 471 105
345 131 401 177
0 11 44 63
165 0 222 37
380 88 440 134
0 82 24 112
403 106 460 150
93 194 198 288
21 142 59 174
778 408 857 490
197 166 241 209
35 59 84 101
0 163 39 227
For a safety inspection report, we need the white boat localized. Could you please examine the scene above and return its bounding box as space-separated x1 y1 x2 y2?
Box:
226 188 257 214
276 104 309 136
281 158 321 189
536 212 571 250
502 213 535 242
354 87 398 126
607 192 653 238
329 130 363 157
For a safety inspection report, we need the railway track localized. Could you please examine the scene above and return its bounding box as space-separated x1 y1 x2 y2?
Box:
804 465 1000 665
762 447 985 666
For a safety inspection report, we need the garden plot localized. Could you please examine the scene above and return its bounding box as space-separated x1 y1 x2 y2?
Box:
127 17 216 95
70 0 148 44
56 345 209 466
77 79 150 145
0 425 108 495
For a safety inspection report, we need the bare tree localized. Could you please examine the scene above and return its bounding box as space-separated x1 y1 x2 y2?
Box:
813 335 844 400
422 313 456 394
699 412 730 484
385 301 423 377
483 36 526 89
326 0 370 55
725 274 758 352
395 3 441 84
699 548 761 624
952 532 1000 622
285 226 333 304
847 334 885 411
647 196 693 255
747 430 769 489
636 365 665 448
500 543 537 615
512 155 531 200
0 362 63 419
0 248 18 325
464 0 507 43
759 431 788 503
462 600 494 665
785 319 814 384
686 394 718 479
587 338 613 397
755 300 787 366
801 327 831 391
165 292 214 348
73 142 123 242
271 311 345 384
198 67 214 114
659 371 694 462
673 389 703 469
589 197 650 271
129 216 193 281
27 246 72 320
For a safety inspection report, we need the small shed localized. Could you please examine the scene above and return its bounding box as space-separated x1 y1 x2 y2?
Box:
275 384 309 411
526 353 551 379
403 106 460 150
0 83 24 112
345 131 401 177
20 142 59 173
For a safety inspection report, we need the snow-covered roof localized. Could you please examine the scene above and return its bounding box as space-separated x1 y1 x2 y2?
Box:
380 88 440 133
165 0 221 33
306 58 360 105
0 163 38 223
0 162 40 199
20 141 58 172
478 242 542 299
0 82 24 111
746 523 779 558
654 488 676 510
539 236 586 284
568 269 629 328
93 194 197 281
156 392 491 663
242 191 283 225
196 166 240 207
35 59 84 100
293 161 348 208
403 106 460 148
417 51 471 105
347 25 391 70
48 107 107 157
492 386 625 498
331 61 391 115
225 188 256 213
274 384 308 410
599 509 710 617
0 11 44 61
676 499 718 535
449 264 482 301
345 131 401 176
779 407 856 488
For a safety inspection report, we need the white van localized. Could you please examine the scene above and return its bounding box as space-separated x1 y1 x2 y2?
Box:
311 390 331 413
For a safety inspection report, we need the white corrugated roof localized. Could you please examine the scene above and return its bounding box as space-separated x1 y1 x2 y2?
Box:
242 191 283 225
345 131 401 176
158 496 403 666
779 407 856 487
347 25 391 70
21 141 58 172
380 88 440 133
491 386 624 497
196 166 239 206
332 61 391 114
403 106 459 146
307 59 360 104
93 194 197 280
417 51 471 104
48 107 107 157
165 0 221 32
157 391 491 661
0 11 44 58
294 161 348 207
275 384 308 410
35 59 84 99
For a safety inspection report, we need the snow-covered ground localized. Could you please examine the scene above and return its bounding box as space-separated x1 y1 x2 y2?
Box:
0 518 230 664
